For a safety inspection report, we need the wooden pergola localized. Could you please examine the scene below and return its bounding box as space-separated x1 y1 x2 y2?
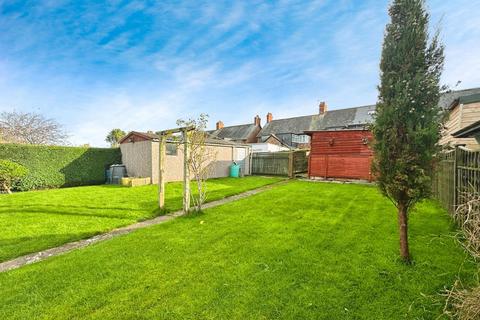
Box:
157 125 195 213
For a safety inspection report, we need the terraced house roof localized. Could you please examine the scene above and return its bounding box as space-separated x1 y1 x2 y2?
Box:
208 123 259 141
258 88 480 136
257 105 375 137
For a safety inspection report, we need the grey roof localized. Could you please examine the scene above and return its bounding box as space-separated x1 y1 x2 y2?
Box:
314 105 376 130
208 123 258 141
257 114 319 136
204 135 247 146
439 87 480 109
258 88 480 136
258 105 375 136
123 131 247 147
166 134 246 146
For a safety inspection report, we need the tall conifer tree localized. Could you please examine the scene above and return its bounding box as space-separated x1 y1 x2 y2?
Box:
373 0 444 262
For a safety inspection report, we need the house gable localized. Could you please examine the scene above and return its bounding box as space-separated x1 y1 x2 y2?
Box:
440 92 480 150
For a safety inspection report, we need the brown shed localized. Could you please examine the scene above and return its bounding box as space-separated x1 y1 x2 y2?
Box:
306 130 374 181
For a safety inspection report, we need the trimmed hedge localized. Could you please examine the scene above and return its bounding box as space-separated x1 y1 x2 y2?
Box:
0 144 122 191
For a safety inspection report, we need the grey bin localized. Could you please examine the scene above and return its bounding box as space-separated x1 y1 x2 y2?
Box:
109 164 127 184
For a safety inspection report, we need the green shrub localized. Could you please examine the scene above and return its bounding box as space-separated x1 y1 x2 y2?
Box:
0 144 121 191
0 160 28 193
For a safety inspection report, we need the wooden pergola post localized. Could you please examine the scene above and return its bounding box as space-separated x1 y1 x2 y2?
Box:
157 125 195 214
183 128 191 213
158 134 166 209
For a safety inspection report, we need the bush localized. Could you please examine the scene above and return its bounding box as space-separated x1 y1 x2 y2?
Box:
0 144 121 191
0 160 28 193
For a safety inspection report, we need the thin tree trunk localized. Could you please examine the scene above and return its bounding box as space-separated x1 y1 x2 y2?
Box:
398 203 410 263
2 181 11 194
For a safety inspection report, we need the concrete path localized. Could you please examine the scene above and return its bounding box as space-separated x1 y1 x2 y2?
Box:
0 180 286 273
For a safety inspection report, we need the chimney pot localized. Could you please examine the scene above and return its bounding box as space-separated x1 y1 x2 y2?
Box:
266 112 273 123
319 101 327 115
216 121 224 130
254 115 261 126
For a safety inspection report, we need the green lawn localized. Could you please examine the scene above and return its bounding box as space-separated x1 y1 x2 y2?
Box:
0 176 281 262
1 181 477 319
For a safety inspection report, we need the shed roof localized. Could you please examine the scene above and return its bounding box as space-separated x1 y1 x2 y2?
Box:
449 92 480 109
120 131 248 147
207 123 259 141
441 87 480 110
452 119 480 138
119 131 159 144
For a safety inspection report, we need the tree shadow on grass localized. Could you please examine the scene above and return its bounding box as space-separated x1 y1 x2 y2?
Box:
59 148 120 188
0 206 146 220
0 232 103 262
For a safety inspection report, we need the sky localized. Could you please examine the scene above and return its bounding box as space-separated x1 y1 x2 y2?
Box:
0 0 479 147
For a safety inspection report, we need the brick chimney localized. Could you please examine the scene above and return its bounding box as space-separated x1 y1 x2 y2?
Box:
254 115 261 126
216 121 224 130
266 112 273 123
319 101 327 115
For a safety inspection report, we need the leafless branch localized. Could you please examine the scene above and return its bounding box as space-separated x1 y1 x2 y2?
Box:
177 114 217 212
0 111 69 145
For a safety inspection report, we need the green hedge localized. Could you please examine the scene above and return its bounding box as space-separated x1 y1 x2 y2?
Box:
0 144 122 191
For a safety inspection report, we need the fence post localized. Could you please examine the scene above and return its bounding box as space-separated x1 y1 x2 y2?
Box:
453 146 458 212
288 151 294 178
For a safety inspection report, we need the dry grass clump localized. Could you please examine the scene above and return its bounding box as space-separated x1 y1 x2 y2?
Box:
443 189 480 319
443 281 480 320
454 190 480 260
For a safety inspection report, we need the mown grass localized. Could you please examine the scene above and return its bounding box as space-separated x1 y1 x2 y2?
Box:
0 176 281 262
0 181 477 319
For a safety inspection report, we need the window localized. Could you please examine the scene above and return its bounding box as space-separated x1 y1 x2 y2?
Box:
292 134 310 144
166 143 178 156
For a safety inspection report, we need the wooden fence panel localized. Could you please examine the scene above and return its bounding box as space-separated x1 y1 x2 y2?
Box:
293 150 308 174
433 147 480 214
252 152 289 176
252 151 308 177
433 150 455 214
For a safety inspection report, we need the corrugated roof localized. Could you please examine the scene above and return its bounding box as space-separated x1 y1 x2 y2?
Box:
208 123 258 140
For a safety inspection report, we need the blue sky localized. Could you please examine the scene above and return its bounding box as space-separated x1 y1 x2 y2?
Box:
0 0 479 146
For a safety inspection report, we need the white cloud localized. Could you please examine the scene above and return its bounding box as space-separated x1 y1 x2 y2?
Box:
0 0 479 147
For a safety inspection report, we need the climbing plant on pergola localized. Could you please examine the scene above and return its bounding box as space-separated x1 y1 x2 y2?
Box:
157 125 195 214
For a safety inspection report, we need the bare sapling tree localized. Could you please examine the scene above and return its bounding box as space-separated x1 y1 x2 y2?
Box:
0 111 68 145
176 114 217 212
373 0 444 262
